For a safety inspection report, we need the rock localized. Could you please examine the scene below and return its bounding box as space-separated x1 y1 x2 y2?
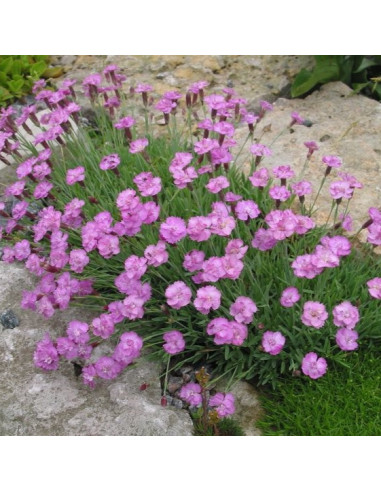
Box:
167 376 183 394
235 81 381 233
0 262 193 435
225 381 263 436
0 309 19 329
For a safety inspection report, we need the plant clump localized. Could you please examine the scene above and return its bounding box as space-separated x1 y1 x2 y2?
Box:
1 64 381 396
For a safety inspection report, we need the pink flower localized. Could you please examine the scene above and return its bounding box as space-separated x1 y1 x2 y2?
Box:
13 239 31 261
207 317 233 345
194 138 219 155
129 138 148 154
165 281 192 309
144 241 168 267
97 234 120 259
124 255 147 280
155 98 176 114
183 250 205 272
329 181 353 200
367 277 381 299
322 155 342 168
250 143 271 157
251 228 278 251
213 121 235 137
135 83 153 93
113 331 143 366
292 181 313 197
179 382 202 407
122 295 145 320
94 357 122 380
290 111 304 125
100 153 120 170
114 116 136 129
69 249 90 274
160 216 187 244
206 176 230 194
91 313 115 339
221 255 244 280
133 172 161 196
67 320 90 344
301 301 328 329
194 286 221 314
262 331 286 355
302 352 327 379
230 296 258 324
235 200 260 221
163 330 186 355
280 287 300 308
209 392 235 417
332 301 360 330
187 216 212 242
249 168 269 188
82 365 97 389
273 165 295 180
336 328 359 351
230 321 248 346
269 185 291 202
225 239 248 259
66 166 85 185
33 333 59 371
320 235 351 257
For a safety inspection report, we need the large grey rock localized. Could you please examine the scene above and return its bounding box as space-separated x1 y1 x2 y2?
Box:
236 82 381 237
0 262 193 435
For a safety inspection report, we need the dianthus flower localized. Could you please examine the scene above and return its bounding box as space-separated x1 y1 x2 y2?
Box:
124 255 147 280
251 228 278 251
163 330 186 355
221 255 244 280
16 157 36 179
36 296 55 319
311 245 340 269
33 181 53 199
249 167 269 188
194 286 221 314
171 166 198 189
94 356 122 380
301 352 327 379
336 328 359 351
269 185 291 202
206 317 233 345
280 287 300 308
320 235 351 257
235 200 261 221
213 121 235 137
5 180 25 197
66 166 85 185
169 152 193 171
69 249 90 274
230 296 258 324
329 181 353 201
294 215 315 235
114 116 136 130
67 320 90 344
187 216 212 242
304 141 319 157
144 241 168 267
188 80 209 94
265 209 296 240
97 234 120 259
113 331 143 367
301 301 328 329
155 98 176 114
210 147 233 165
82 365 97 389
32 162 51 181
209 392 235 417
225 239 248 259
100 153 120 170
249 143 272 157
33 333 59 371
122 295 145 320
292 180 313 197
129 138 148 154
273 165 295 180
179 382 202 407
209 213 236 237
91 313 115 339
194 138 219 155
165 281 192 310
201 257 224 282
135 83 153 93
332 301 359 330
13 239 31 261
337 172 363 190
290 111 304 125
160 216 187 244
133 171 161 196
183 250 205 272
262 331 286 355
56 337 78 360
367 277 381 299
25 254 44 276
322 155 342 169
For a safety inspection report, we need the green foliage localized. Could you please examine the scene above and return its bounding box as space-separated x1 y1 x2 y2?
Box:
291 55 381 100
256 349 381 435
0 55 59 107
192 417 246 436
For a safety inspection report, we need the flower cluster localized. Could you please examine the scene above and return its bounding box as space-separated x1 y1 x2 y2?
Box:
1 64 380 392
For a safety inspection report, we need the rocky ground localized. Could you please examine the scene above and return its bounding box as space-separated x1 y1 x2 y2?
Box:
1 55 380 436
